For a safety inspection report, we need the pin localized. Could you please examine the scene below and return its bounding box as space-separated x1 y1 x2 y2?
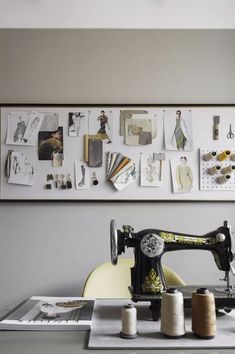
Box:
55 174 59 188
92 172 99 186
66 174 72 189
61 174 66 189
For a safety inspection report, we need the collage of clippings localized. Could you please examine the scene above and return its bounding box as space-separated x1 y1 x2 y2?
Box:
5 106 234 195
4 107 196 194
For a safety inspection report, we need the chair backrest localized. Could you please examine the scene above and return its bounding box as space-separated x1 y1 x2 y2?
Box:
83 258 185 298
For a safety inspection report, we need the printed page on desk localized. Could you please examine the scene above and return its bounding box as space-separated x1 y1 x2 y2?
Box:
0 296 95 330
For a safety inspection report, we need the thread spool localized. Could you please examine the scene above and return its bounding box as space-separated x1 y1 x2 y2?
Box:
230 153 235 161
203 151 217 161
221 165 235 174
216 174 231 184
120 303 138 339
160 288 185 338
207 165 221 175
192 288 216 339
217 150 231 161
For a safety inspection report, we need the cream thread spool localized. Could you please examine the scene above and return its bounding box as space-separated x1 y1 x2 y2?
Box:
120 303 138 339
203 151 217 161
192 288 216 339
216 174 231 184
217 150 231 161
160 288 185 338
221 165 235 174
207 165 221 175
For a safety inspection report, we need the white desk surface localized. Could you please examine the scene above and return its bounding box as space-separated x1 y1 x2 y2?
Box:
1 331 235 354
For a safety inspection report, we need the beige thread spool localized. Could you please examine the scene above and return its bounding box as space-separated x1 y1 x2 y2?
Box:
192 288 216 339
217 174 231 184
203 151 217 161
207 165 221 175
120 303 138 339
221 165 235 174
230 153 235 161
160 288 185 338
217 150 231 161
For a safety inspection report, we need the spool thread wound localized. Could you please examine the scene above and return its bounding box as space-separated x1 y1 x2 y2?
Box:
217 150 231 161
120 303 138 339
217 174 231 184
207 165 221 175
203 151 217 161
192 289 216 339
160 289 185 337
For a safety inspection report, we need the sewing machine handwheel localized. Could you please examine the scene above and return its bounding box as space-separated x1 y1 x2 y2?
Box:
110 219 118 265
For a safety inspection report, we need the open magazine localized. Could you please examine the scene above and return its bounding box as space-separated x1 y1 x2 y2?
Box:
0 296 95 331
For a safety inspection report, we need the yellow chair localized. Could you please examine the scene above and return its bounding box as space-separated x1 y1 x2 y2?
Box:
83 258 185 298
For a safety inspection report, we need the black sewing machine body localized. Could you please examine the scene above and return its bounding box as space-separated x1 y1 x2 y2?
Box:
110 220 234 297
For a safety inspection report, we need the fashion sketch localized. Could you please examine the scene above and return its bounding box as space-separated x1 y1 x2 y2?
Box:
171 156 194 193
96 110 112 143
8 151 35 186
89 110 113 143
68 112 86 137
140 153 161 187
6 112 29 145
164 109 193 151
75 161 89 189
6 111 44 146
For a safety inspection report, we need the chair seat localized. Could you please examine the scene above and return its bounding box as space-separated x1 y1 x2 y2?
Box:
83 258 185 298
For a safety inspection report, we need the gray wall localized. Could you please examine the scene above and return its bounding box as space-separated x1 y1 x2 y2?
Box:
1 30 235 311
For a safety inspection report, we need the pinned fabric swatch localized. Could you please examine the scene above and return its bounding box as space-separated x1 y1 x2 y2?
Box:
84 135 103 167
125 118 152 146
88 138 103 167
107 152 136 191
120 110 148 136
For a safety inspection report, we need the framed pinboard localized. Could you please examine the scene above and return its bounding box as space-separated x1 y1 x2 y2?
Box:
1 104 235 201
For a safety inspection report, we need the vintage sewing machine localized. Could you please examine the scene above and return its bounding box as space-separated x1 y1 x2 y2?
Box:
110 219 235 320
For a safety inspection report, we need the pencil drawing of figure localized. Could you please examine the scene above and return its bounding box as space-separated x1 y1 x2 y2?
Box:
97 110 111 143
69 112 85 137
12 155 21 174
23 115 40 143
78 164 86 187
171 110 191 150
13 116 27 142
146 154 157 182
176 156 193 193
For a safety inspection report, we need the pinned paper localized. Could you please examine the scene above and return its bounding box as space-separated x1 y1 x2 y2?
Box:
6 111 44 146
8 151 35 186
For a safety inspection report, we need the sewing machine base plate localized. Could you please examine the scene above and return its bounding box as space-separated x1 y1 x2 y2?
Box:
129 285 235 321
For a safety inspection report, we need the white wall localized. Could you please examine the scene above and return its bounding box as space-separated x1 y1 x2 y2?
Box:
0 0 235 28
1 29 235 311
